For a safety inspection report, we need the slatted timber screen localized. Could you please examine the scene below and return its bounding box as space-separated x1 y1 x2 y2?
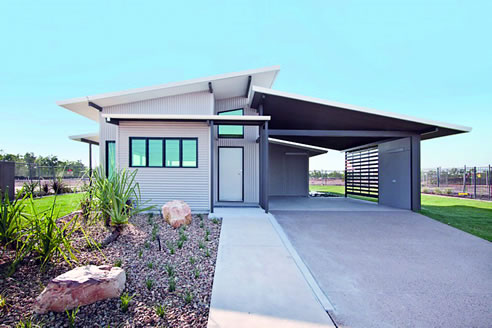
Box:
345 146 379 198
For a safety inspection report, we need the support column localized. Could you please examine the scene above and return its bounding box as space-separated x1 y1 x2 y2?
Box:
88 143 92 186
210 120 214 214
410 135 421 211
260 122 269 213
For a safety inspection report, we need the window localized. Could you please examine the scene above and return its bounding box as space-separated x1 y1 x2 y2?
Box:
148 139 163 167
106 141 116 177
182 139 197 167
165 139 180 167
130 138 147 167
218 109 244 138
129 137 198 168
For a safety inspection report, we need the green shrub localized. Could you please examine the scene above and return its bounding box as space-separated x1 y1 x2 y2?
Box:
194 268 200 279
0 191 26 246
65 306 79 328
166 241 175 254
168 277 176 292
155 303 167 317
177 239 184 249
165 263 175 277
114 259 122 267
120 292 134 312
90 167 153 227
198 241 204 249
183 290 193 304
189 256 195 265
147 261 154 269
145 278 154 290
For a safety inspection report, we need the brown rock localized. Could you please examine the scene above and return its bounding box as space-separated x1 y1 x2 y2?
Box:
33 265 125 314
162 200 192 228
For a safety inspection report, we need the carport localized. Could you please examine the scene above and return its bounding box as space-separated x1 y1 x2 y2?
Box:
251 86 471 212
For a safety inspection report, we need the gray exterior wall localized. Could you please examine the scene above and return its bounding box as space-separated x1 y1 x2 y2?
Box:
268 143 309 197
99 91 213 173
213 97 259 203
117 121 210 211
378 138 412 209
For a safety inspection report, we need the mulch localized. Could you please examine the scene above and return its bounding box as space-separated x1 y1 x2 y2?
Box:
0 212 222 327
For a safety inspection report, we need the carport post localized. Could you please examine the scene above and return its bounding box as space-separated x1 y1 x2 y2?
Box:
410 135 421 211
260 121 270 213
210 120 214 213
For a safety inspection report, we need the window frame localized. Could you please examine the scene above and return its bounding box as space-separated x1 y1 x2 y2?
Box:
105 140 116 177
129 137 198 168
217 108 244 139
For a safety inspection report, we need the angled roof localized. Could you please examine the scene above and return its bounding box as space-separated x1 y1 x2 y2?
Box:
57 66 280 121
251 86 471 151
268 138 328 157
69 133 99 145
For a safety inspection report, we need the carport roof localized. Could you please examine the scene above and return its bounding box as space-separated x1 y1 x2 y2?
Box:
251 86 471 151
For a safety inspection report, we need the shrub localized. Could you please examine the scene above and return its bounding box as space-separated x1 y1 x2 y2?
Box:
194 268 200 279
183 290 193 304
177 239 184 249
42 182 50 195
147 261 154 269
198 241 204 249
166 241 175 254
165 263 175 277
189 256 196 265
51 179 65 195
65 306 79 328
90 167 153 227
13 196 80 271
434 188 442 195
155 304 167 318
212 218 219 224
422 188 430 194
0 192 26 246
22 181 39 196
114 259 122 267
0 294 5 308
120 292 134 312
145 278 154 290
168 277 176 292
445 188 453 195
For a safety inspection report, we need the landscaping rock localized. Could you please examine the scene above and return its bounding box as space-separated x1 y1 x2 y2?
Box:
33 265 126 314
162 200 192 228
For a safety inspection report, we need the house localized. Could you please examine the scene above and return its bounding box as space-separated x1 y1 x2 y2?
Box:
58 66 470 213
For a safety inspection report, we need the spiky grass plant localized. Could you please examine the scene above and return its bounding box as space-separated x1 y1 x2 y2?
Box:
120 292 134 312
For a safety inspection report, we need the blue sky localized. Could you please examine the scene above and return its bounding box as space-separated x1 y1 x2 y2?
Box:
0 0 490 170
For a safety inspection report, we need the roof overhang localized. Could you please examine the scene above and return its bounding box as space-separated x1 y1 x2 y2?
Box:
57 66 280 122
268 138 327 157
251 86 471 151
101 113 271 126
69 133 99 145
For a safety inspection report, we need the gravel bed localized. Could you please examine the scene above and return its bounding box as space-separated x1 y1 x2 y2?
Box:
0 213 222 327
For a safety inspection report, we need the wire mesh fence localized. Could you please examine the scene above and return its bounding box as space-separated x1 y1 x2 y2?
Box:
421 166 492 200
14 162 89 194
310 165 492 200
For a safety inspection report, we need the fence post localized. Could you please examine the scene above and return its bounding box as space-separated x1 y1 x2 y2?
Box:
489 165 491 201
437 167 440 188
463 165 466 193
473 166 477 199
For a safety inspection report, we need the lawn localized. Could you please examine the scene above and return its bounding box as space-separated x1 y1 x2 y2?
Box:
310 185 492 242
22 192 84 218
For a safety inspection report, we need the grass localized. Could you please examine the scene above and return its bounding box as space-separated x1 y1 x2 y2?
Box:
22 193 84 218
310 185 492 242
310 185 377 202
420 194 492 242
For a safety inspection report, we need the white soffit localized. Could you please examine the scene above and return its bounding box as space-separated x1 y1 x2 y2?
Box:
57 66 280 122
269 138 328 154
69 133 99 144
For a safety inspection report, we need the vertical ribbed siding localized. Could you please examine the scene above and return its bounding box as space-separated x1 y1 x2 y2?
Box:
99 113 118 168
105 91 213 115
118 121 210 211
214 97 259 203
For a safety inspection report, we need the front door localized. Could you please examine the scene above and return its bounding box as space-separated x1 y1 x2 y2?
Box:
218 147 243 201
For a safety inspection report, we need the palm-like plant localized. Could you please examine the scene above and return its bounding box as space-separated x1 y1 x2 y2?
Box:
90 167 153 245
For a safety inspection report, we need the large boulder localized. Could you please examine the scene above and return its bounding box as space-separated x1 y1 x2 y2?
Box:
162 200 192 228
34 265 126 314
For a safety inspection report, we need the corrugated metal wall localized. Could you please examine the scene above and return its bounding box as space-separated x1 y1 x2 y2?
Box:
213 97 259 203
100 92 213 168
118 121 210 211
104 91 213 115
99 114 118 168
269 143 309 196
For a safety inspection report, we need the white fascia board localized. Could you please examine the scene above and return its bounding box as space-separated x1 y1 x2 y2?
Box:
69 133 99 143
101 114 271 121
253 86 472 133
58 66 280 107
269 138 328 154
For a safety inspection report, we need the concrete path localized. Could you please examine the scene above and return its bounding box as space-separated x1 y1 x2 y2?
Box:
273 205 492 328
208 208 335 328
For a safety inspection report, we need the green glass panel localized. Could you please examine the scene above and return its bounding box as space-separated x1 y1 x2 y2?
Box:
107 141 116 177
182 139 197 167
131 139 146 167
165 139 180 167
148 139 163 167
218 109 244 137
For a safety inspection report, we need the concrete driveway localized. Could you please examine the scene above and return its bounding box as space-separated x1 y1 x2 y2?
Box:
271 197 492 328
